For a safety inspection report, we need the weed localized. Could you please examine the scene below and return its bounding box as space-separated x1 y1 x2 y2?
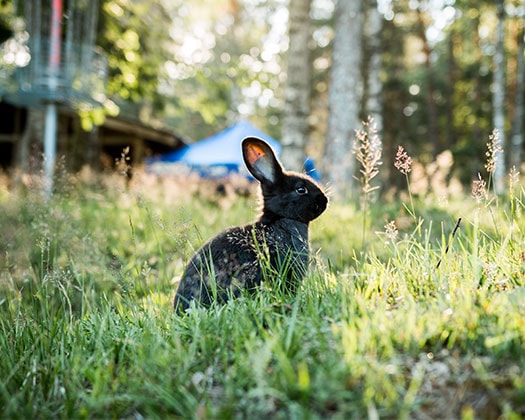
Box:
394 145 415 219
354 116 383 250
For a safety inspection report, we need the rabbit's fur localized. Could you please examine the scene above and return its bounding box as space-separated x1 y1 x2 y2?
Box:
174 137 328 311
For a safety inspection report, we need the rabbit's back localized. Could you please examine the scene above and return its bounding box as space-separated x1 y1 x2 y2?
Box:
173 219 309 311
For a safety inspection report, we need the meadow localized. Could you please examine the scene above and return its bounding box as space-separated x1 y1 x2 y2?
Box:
0 165 524 419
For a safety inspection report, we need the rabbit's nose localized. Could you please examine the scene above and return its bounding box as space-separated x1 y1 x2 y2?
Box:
315 196 328 212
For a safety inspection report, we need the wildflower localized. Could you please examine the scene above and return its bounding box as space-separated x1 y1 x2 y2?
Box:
472 173 487 203
484 129 503 174
394 145 412 175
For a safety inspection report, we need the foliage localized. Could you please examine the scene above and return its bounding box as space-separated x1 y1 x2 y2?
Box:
0 1 13 43
0 168 524 418
97 0 285 141
98 0 176 114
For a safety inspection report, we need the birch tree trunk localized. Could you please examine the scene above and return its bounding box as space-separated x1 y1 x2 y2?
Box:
492 0 506 193
280 0 312 171
324 0 364 200
363 0 383 190
510 18 524 171
363 0 383 135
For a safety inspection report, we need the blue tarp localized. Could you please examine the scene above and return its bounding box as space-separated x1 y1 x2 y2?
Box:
148 120 281 178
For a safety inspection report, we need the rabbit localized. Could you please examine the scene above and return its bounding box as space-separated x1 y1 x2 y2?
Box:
173 137 328 312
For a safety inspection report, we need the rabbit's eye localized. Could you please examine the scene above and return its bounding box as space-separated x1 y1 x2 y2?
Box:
296 186 308 195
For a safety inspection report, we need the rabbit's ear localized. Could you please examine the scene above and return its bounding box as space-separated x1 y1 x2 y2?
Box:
242 137 283 184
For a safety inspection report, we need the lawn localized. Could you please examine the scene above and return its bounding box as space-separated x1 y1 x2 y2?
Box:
0 170 524 418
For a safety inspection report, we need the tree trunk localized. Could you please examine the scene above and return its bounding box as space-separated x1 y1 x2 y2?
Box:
445 31 456 150
416 8 440 158
471 13 484 162
15 108 44 172
363 0 383 135
492 0 506 193
280 0 312 172
510 18 524 171
363 0 383 189
324 0 364 200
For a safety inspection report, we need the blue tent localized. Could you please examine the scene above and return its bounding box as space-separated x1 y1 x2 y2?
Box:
148 120 281 178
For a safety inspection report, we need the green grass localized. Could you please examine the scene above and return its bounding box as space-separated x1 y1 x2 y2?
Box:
1 172 524 418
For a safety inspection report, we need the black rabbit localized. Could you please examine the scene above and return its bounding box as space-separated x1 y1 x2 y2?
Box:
174 137 328 312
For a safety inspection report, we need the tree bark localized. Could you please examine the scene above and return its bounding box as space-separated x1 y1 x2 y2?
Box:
324 0 364 200
363 0 383 135
280 0 312 171
510 18 524 171
416 8 440 158
492 0 506 193
445 30 456 150
363 0 383 189
15 108 44 173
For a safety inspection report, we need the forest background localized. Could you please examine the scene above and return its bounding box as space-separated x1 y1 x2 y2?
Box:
0 0 524 199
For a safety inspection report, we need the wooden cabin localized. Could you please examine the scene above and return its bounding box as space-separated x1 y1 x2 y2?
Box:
0 102 186 172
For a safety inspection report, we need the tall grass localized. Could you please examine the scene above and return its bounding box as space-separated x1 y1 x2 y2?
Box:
0 167 524 418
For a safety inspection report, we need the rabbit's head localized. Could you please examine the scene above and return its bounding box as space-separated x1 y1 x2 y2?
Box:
242 137 328 224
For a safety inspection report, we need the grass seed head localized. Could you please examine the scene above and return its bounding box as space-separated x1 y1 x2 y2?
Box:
394 145 412 175
509 165 520 191
472 173 487 203
384 220 399 242
484 129 503 174
353 116 383 193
